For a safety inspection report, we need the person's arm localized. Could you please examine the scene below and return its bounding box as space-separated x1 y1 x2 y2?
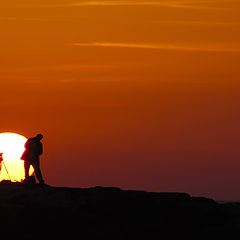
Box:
24 139 29 149
38 142 43 155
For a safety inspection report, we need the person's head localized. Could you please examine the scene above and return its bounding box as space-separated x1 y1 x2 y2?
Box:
35 133 43 140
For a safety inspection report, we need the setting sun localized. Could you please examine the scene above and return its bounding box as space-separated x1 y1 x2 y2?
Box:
0 133 33 182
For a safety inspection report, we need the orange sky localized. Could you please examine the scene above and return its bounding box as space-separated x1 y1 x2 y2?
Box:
1 0 240 200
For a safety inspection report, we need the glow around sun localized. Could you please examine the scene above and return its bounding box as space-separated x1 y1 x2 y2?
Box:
0 132 33 182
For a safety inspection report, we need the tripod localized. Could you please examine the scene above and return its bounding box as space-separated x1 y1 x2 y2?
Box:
0 154 11 181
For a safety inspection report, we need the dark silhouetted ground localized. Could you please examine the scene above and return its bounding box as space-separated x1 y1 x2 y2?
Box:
0 181 240 239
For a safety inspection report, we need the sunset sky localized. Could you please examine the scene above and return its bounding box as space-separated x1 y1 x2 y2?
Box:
1 0 240 200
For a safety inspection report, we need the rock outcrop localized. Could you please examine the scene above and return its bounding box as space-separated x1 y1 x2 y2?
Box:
0 182 239 239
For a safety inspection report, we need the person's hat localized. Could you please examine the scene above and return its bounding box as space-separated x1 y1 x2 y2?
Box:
36 133 43 139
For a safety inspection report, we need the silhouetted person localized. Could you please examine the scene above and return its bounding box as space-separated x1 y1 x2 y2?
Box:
0 153 3 172
21 134 44 184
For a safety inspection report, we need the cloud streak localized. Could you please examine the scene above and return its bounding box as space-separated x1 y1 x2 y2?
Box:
72 42 240 53
0 17 43 22
49 1 223 10
153 20 240 26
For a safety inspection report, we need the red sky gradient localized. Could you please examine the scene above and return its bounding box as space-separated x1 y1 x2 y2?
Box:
1 0 240 200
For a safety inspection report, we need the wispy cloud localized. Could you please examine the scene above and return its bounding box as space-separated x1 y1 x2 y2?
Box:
0 17 43 22
72 42 240 53
0 16 88 23
153 20 240 26
49 0 223 10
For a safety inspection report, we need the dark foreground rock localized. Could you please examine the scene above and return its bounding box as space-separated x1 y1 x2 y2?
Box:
0 182 239 239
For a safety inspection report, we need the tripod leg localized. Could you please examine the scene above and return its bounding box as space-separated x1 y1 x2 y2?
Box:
3 161 11 181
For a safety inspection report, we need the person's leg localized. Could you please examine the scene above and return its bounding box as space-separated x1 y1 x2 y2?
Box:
32 158 44 183
24 161 30 179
